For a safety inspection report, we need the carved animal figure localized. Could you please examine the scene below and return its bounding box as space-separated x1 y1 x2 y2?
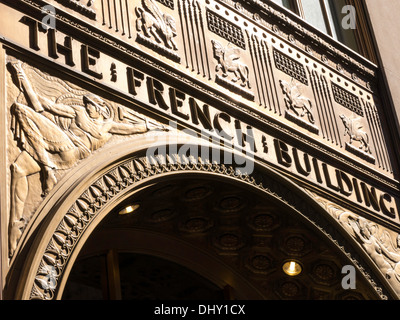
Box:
135 0 178 50
279 79 315 124
211 40 251 89
340 114 371 153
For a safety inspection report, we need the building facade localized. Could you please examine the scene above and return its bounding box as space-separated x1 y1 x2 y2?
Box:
0 0 399 300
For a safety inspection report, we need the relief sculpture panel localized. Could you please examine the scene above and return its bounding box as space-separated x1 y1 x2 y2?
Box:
6 57 167 257
340 114 373 162
279 78 318 134
135 0 180 62
211 39 253 100
1 0 397 255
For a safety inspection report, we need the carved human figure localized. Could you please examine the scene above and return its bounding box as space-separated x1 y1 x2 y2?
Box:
347 217 393 275
344 215 400 293
279 79 315 124
339 114 371 153
135 0 178 50
211 40 251 89
8 60 166 256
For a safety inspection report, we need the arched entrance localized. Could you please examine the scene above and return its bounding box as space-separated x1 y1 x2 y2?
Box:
62 176 381 300
11 134 394 299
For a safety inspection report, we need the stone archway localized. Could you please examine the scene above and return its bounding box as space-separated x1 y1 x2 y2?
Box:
11 133 395 300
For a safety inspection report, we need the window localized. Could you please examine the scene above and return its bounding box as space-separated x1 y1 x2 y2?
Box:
271 0 376 62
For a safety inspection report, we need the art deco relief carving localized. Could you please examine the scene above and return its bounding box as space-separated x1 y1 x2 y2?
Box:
27 152 389 300
212 40 250 88
135 0 180 62
306 190 400 298
211 40 253 100
55 0 96 19
279 78 318 134
339 114 375 163
7 59 167 257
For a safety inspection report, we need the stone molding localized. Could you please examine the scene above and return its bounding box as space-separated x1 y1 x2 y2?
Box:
11 137 390 300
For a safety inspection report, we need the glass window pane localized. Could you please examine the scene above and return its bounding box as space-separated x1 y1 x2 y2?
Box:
272 0 296 12
324 0 338 40
327 0 359 53
301 0 329 34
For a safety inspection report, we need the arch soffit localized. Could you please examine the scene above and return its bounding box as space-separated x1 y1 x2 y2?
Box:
14 132 394 300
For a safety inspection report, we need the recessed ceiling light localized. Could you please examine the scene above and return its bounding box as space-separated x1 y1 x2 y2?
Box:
119 204 140 215
282 260 302 276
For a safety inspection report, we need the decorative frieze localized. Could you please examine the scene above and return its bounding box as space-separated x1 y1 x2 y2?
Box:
206 9 245 50
332 83 363 117
273 49 308 85
55 0 96 19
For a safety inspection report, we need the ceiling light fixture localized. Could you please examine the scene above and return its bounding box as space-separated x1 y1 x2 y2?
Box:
119 204 140 215
282 260 302 276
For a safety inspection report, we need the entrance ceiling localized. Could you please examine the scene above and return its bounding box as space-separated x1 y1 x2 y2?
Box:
71 176 379 300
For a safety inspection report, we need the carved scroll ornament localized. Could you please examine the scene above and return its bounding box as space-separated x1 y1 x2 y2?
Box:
7 59 167 257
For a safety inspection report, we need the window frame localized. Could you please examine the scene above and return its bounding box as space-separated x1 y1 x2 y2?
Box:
271 0 377 63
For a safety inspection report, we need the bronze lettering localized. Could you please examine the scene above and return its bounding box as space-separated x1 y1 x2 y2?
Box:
21 16 41 51
48 29 75 67
189 98 213 130
312 158 323 184
336 170 353 197
322 163 340 192
213 112 234 140
169 87 189 120
81 44 103 79
293 148 311 176
274 139 292 168
360 183 381 212
353 178 363 203
147 76 169 110
127 67 144 96
234 120 257 153
380 193 396 219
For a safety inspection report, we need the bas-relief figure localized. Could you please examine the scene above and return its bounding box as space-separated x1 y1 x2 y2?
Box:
211 40 251 89
135 0 178 50
338 212 400 295
7 59 167 257
339 114 371 154
279 78 315 124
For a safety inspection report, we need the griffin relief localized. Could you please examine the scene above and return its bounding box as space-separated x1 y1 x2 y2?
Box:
340 114 371 154
211 40 251 89
135 0 178 50
279 78 315 124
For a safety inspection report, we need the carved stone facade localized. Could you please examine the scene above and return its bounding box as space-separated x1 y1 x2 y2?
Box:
0 0 399 300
